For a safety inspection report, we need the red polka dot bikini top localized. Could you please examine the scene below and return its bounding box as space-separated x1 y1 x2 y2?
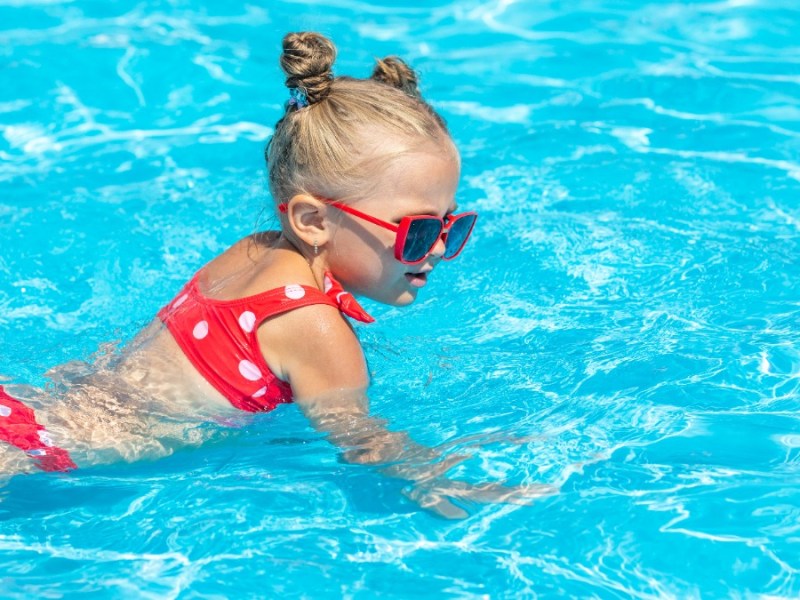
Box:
158 270 374 412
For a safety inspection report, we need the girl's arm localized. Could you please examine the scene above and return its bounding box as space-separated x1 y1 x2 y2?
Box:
297 391 555 519
263 302 443 473
261 304 555 518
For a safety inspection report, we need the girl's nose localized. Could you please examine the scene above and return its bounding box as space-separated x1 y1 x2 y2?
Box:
429 235 447 258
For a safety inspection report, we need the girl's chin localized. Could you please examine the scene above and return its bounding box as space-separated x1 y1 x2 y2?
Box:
355 280 420 307
373 289 418 307
395 289 420 306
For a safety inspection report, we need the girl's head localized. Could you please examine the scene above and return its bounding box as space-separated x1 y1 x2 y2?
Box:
266 32 471 306
266 31 456 204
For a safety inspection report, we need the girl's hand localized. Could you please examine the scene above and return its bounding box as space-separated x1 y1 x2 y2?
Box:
402 479 558 520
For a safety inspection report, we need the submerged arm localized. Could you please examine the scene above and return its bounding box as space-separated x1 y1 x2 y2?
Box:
267 305 554 518
296 387 467 481
295 389 555 519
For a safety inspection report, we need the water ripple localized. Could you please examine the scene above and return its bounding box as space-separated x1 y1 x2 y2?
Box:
2 0 800 597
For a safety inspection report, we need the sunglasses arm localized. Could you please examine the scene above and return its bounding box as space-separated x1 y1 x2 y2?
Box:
328 202 399 233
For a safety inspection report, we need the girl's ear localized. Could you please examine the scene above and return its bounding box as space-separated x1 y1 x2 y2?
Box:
284 194 331 250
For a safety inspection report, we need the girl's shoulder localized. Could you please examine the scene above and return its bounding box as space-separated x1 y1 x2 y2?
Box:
259 292 367 397
201 232 368 395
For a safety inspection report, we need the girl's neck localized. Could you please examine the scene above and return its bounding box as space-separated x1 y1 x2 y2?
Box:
275 232 327 291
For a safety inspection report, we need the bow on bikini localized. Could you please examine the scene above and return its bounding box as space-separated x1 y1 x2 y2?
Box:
323 272 375 324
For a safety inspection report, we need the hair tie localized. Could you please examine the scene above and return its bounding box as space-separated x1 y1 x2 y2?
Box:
286 87 309 110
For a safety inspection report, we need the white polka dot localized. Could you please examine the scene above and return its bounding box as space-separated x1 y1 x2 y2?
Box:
239 311 256 333
323 275 333 293
172 293 189 309
238 360 262 381
192 320 209 339
0 405 11 417
284 284 306 300
38 431 54 447
252 386 267 398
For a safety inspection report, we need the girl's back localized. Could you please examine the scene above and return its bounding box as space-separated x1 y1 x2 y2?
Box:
2 232 335 472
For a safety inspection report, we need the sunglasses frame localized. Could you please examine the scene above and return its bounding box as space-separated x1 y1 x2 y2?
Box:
327 201 477 265
278 200 478 265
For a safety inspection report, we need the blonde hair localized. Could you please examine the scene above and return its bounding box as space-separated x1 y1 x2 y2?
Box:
265 32 455 208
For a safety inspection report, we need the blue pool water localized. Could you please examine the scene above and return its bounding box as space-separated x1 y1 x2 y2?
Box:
2 0 800 596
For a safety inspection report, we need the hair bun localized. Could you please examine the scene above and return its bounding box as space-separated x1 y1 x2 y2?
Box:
371 56 420 98
281 32 336 105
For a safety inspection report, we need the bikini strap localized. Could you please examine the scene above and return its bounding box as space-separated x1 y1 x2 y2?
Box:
173 269 375 324
217 271 374 324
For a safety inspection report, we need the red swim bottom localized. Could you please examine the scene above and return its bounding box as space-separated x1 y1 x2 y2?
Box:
0 386 77 472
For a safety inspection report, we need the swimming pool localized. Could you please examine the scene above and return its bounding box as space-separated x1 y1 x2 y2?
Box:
2 0 799 596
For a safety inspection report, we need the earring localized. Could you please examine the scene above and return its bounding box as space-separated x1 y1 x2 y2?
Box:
314 240 318 256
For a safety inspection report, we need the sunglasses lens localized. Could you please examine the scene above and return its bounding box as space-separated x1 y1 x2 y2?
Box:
444 214 477 258
402 218 443 263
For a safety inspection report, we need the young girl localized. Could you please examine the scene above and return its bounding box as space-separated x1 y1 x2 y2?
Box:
1 32 551 517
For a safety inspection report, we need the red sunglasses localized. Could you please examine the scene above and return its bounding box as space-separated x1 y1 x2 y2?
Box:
280 201 477 265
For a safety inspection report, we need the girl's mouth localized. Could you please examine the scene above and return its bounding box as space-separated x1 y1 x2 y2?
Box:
404 272 428 288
